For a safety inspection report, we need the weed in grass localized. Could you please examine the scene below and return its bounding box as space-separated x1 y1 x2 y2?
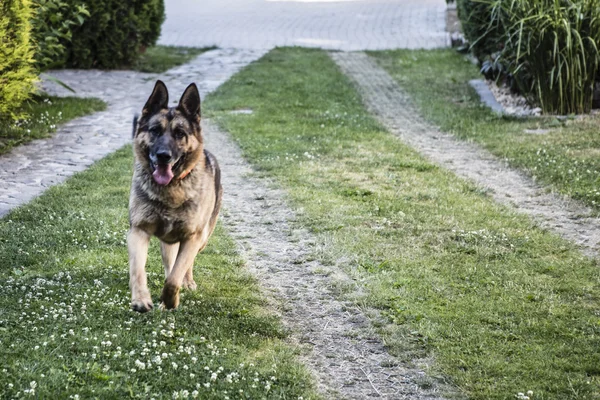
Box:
0 147 317 399
0 94 106 155
206 47 600 400
370 49 600 213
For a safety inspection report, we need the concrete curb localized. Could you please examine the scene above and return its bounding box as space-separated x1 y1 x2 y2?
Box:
468 79 504 114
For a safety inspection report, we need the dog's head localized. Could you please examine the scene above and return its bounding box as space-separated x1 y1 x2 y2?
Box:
133 80 203 186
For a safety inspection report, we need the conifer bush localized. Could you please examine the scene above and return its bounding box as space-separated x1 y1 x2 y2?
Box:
0 0 37 121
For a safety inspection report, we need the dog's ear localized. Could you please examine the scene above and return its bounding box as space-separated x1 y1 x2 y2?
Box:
177 83 201 118
143 80 169 115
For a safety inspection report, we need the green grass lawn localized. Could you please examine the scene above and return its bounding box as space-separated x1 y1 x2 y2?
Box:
0 94 106 155
206 47 600 400
0 147 317 399
133 46 217 73
369 49 600 213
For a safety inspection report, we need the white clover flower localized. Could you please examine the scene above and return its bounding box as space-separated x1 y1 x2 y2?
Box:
191 390 198 398
172 362 178 370
135 360 146 370
203 382 210 388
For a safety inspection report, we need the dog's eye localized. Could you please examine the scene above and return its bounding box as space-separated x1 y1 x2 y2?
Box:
149 126 162 136
174 129 187 140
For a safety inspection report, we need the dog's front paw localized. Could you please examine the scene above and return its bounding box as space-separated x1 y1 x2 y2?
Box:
131 297 154 313
160 282 180 310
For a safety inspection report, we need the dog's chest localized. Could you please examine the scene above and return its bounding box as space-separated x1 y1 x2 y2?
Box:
154 201 201 242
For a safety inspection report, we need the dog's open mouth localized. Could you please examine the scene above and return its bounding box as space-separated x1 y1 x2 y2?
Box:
150 158 182 186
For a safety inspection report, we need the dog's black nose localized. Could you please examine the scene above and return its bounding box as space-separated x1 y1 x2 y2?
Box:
156 150 172 163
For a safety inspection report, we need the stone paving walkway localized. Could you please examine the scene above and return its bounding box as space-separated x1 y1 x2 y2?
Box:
159 0 449 50
331 51 600 258
0 48 266 217
1 1 449 217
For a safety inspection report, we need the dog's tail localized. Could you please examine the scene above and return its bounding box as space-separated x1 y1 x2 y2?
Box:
132 114 139 139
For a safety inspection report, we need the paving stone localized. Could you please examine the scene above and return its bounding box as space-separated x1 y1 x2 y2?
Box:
159 0 449 50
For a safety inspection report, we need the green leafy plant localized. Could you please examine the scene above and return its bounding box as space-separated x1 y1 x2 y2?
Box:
460 0 600 114
0 0 37 122
30 0 90 71
488 0 600 114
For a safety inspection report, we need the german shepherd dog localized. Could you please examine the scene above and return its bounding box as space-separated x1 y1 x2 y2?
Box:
128 80 222 312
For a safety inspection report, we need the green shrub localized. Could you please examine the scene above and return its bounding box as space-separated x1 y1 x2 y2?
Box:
61 0 165 69
456 0 504 62
0 0 38 122
31 0 90 71
488 0 600 114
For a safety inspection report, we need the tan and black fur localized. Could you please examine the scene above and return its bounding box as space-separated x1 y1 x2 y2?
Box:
128 80 222 312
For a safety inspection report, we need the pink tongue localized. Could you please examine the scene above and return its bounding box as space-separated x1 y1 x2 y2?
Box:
152 164 174 185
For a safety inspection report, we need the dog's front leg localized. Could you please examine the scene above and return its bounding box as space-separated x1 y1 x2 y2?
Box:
160 232 206 309
128 227 153 312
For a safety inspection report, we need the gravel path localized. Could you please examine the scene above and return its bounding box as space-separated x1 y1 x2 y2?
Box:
203 120 446 399
331 51 600 258
0 48 266 217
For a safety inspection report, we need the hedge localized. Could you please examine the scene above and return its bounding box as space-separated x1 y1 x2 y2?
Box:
60 0 165 69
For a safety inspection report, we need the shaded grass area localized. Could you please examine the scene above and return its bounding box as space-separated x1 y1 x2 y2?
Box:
133 45 217 73
206 48 600 400
369 49 600 212
0 94 106 155
0 147 317 399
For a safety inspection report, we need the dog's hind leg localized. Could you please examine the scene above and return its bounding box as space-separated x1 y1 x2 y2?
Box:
160 241 179 279
128 227 153 312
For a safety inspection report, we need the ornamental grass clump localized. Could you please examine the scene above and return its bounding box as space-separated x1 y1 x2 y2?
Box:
487 0 600 114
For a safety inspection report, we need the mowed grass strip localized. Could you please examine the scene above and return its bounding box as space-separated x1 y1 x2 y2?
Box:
0 147 317 399
205 48 600 400
132 45 217 73
369 49 600 213
0 94 106 155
